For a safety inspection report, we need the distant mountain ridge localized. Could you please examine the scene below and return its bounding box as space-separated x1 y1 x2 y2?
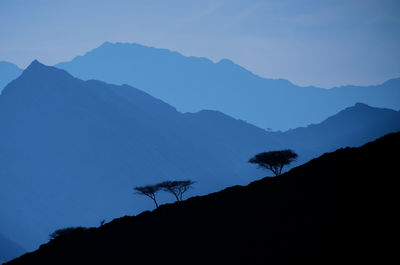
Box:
0 234 25 264
0 61 22 92
280 102 400 154
1 61 399 251
56 42 400 130
6 132 399 264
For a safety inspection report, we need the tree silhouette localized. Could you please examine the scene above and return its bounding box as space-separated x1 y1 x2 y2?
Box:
134 185 162 208
249 149 298 176
159 180 195 201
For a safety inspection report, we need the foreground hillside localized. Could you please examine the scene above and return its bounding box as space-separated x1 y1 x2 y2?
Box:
7 132 399 264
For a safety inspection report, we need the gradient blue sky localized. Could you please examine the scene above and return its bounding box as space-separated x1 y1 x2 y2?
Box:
1 0 399 87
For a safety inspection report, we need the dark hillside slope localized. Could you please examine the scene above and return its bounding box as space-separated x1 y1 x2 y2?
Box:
7 132 399 265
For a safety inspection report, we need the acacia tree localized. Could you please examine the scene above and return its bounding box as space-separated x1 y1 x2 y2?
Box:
159 180 195 201
249 149 298 176
134 184 162 208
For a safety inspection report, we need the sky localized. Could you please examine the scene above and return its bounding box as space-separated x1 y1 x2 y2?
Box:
0 0 399 88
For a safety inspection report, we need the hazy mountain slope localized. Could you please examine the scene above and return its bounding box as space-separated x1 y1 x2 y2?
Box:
56 42 400 130
0 61 280 250
7 132 399 265
0 234 25 264
0 61 22 92
281 103 400 155
1 61 399 252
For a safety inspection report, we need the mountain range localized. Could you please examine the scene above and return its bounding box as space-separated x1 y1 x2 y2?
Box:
6 132 399 264
2 43 399 131
0 62 22 92
0 61 399 252
0 234 25 264
55 42 400 130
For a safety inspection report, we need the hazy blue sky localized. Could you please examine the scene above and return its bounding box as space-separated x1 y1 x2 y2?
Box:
1 0 399 87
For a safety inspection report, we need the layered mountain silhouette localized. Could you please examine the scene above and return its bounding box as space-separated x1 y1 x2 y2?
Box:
6 132 399 265
1 61 399 251
0 61 22 92
0 234 25 264
280 102 400 156
56 42 400 130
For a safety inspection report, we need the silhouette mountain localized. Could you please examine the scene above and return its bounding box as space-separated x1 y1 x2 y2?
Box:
0 61 22 92
280 102 400 156
0 234 25 264
56 42 400 130
1 61 399 251
6 132 399 265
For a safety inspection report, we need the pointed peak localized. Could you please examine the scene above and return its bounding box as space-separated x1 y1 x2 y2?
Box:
19 60 74 83
21 60 60 79
25 60 47 71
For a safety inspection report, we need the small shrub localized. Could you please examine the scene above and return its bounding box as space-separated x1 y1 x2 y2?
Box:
49 226 87 240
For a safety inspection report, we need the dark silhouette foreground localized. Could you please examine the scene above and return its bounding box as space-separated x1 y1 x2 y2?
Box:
49 227 87 241
6 132 399 265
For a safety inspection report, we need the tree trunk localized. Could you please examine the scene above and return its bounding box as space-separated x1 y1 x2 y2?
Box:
152 198 159 208
174 193 180 202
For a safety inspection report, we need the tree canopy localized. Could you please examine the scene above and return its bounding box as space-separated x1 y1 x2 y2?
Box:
49 227 87 240
134 180 195 208
158 180 195 201
249 149 298 176
134 185 162 208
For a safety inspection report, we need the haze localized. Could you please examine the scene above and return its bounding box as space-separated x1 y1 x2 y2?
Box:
1 0 399 88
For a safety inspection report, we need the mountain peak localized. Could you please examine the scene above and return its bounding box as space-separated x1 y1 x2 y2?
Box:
0 61 22 69
217 58 235 65
21 60 73 82
336 103 387 117
25 60 47 71
353 102 370 108
22 60 52 77
0 61 23 91
0 60 76 97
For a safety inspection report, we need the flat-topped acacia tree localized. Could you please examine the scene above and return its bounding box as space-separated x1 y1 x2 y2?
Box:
159 180 195 201
249 149 298 176
134 180 195 208
134 184 162 208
